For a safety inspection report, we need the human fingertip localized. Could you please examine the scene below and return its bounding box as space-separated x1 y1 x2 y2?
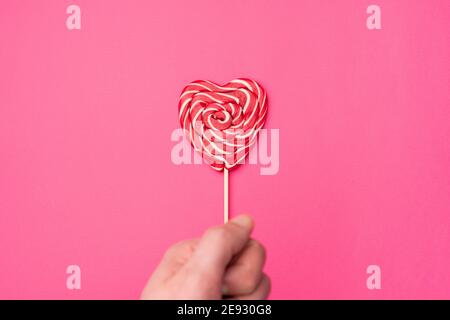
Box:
221 284 229 296
230 215 254 230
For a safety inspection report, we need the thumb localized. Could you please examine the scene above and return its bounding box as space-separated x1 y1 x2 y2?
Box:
187 215 254 276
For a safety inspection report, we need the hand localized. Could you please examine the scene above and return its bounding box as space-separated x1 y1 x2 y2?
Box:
140 215 270 300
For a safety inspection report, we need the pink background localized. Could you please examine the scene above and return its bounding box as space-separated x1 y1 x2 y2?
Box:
1 0 449 299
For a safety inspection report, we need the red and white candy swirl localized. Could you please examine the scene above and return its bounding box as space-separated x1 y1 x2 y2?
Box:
178 78 267 171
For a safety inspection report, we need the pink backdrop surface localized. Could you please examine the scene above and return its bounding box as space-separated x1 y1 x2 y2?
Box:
1 0 449 299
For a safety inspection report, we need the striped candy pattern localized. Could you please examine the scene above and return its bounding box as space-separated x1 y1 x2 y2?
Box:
178 79 268 171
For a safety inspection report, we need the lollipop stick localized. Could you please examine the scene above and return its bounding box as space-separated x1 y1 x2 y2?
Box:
224 168 229 223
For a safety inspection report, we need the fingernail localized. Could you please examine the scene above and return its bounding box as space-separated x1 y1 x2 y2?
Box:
231 215 253 229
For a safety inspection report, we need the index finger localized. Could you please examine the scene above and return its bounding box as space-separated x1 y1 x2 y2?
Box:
186 215 254 276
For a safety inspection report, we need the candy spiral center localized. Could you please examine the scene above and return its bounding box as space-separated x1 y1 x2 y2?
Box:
202 104 233 130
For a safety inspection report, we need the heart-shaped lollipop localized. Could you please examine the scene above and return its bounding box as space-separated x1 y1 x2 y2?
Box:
179 79 267 171
178 78 268 222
